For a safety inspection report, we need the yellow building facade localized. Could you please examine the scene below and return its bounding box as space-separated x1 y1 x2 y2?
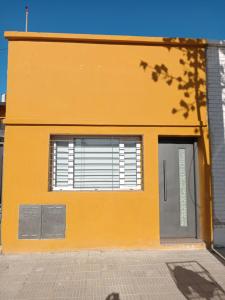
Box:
1 32 211 253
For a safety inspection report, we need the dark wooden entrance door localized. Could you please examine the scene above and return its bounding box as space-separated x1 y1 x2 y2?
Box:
159 138 197 238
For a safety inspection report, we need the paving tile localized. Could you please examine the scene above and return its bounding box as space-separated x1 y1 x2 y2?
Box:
0 249 225 299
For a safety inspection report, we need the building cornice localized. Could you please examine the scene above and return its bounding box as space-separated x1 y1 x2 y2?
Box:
4 31 207 47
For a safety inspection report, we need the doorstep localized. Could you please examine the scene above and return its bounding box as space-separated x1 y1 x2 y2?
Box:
159 238 206 250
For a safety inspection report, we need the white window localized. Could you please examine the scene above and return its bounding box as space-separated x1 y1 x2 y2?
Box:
50 136 142 191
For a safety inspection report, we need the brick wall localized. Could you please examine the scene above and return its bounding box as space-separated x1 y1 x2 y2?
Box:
207 41 225 247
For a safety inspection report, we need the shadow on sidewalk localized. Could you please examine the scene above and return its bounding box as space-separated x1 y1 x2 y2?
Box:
167 261 225 299
105 292 120 300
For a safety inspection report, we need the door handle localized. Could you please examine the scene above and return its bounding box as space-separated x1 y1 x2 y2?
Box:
163 160 167 202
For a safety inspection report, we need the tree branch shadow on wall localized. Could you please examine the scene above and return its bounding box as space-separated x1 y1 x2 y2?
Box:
140 38 211 243
105 292 120 300
167 261 225 299
139 38 206 128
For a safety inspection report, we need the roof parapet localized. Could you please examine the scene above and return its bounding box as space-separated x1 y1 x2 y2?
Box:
4 31 207 47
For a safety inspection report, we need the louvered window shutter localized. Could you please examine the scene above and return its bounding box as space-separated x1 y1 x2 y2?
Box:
74 137 120 190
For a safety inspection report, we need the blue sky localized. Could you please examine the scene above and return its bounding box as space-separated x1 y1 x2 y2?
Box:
1 0 225 94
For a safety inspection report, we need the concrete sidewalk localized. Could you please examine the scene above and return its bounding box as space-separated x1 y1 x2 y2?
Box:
0 249 225 300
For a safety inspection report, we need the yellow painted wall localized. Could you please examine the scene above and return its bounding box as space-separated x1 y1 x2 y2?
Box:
2 125 211 253
5 33 207 127
1 32 211 253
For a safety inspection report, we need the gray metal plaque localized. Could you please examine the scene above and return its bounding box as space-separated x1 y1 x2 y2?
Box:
41 205 66 239
18 205 41 239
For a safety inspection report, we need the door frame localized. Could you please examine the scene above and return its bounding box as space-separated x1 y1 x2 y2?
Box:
0 138 4 246
158 137 201 240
